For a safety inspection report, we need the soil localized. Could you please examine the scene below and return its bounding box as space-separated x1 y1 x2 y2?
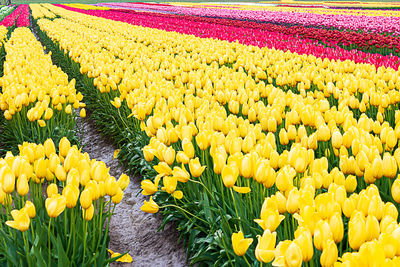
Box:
80 116 188 267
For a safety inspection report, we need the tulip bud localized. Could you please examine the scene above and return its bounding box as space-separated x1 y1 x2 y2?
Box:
24 200 36 218
80 189 92 209
117 173 130 191
59 137 70 158
320 239 338 267
17 174 29 196
83 204 94 221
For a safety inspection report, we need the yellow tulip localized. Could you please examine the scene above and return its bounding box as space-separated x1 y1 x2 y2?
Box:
1 165 15 194
112 187 124 204
231 231 253 256
6 208 30 232
24 200 36 218
83 204 95 221
189 158 205 178
79 108 86 118
105 176 118 196
255 229 276 263
320 239 338 267
59 137 71 158
80 188 92 209
16 174 29 196
44 139 56 158
140 196 159 213
221 164 239 188
45 194 66 218
117 173 130 191
172 165 190 183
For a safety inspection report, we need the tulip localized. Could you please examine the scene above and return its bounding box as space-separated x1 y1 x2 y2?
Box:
64 185 79 208
255 208 285 232
59 137 71 158
231 231 253 256
80 108 86 118
16 174 29 196
182 138 195 159
112 187 124 204
172 165 190 183
348 212 366 250
320 239 338 267
47 183 58 198
6 208 30 232
24 200 36 218
45 194 66 218
294 228 313 262
189 158 205 178
329 213 344 243
2 165 15 194
44 139 56 158
255 229 276 263
221 164 238 188
141 196 159 213
80 188 92 209
117 173 130 190
105 176 119 196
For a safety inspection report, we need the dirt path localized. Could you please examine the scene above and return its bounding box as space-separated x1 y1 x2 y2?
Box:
80 115 188 267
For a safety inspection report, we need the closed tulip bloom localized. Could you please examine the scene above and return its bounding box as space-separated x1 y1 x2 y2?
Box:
35 158 47 178
383 153 397 178
163 176 177 194
255 229 276 263
112 187 124 204
44 139 56 158
24 200 36 218
163 146 175 166
59 137 71 158
63 185 79 208
320 239 338 267
332 130 343 149
17 174 29 196
231 231 253 256
329 213 344 243
47 183 58 198
79 108 86 118
105 177 119 196
83 204 95 221
294 228 313 262
141 196 159 213
182 138 195 159
117 173 130 191
240 154 253 178
314 220 333 251
142 146 155 162
45 194 66 218
80 188 92 209
213 153 226 175
221 164 239 188
172 165 190 183
195 131 209 150
2 165 15 194
392 179 400 203
284 242 303 267
348 212 366 250
189 158 205 178
6 209 30 232
55 164 66 182
365 214 380 241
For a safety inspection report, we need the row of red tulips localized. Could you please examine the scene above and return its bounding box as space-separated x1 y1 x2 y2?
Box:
108 7 400 56
57 4 400 70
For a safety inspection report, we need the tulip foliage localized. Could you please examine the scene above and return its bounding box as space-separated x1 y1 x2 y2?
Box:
0 137 129 266
0 27 85 154
33 3 400 267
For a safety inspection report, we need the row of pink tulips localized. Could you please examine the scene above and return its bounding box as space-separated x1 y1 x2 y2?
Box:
97 2 400 35
57 5 400 70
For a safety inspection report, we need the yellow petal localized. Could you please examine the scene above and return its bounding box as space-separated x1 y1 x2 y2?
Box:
113 149 120 160
118 253 133 263
233 186 251 194
173 190 183 199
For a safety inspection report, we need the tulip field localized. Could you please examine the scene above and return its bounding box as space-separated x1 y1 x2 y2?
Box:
0 1 399 266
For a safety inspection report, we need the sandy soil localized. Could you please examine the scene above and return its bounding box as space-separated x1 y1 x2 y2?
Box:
80 116 188 267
